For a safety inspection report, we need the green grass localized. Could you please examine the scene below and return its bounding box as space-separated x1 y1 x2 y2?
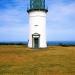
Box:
0 45 75 75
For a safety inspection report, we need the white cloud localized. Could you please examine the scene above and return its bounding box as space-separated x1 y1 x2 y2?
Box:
47 1 75 41
0 9 28 27
0 7 28 41
0 25 28 42
47 2 75 29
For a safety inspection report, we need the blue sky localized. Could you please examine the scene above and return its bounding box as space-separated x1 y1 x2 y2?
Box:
0 0 75 42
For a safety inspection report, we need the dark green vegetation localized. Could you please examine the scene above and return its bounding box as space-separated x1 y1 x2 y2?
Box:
0 45 75 75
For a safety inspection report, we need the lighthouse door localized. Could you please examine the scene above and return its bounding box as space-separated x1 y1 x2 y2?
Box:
32 33 40 48
34 38 39 48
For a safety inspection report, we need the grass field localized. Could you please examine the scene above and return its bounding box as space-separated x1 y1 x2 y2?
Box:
0 45 75 75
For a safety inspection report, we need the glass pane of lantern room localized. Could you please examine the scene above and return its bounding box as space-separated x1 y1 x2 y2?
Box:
30 0 45 9
39 0 45 9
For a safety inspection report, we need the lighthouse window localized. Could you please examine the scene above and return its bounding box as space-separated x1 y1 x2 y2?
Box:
34 25 38 26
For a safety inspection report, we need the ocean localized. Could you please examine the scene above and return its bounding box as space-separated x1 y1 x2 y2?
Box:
0 41 75 46
47 41 75 46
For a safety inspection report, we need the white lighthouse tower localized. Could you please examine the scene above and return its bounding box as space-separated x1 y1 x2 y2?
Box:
27 0 48 48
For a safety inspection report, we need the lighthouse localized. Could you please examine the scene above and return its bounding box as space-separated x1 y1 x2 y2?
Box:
27 0 48 48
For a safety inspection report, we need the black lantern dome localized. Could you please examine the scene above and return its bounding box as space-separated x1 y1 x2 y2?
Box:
27 0 48 13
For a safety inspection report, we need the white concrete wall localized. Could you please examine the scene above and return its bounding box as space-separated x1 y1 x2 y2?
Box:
28 11 47 48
